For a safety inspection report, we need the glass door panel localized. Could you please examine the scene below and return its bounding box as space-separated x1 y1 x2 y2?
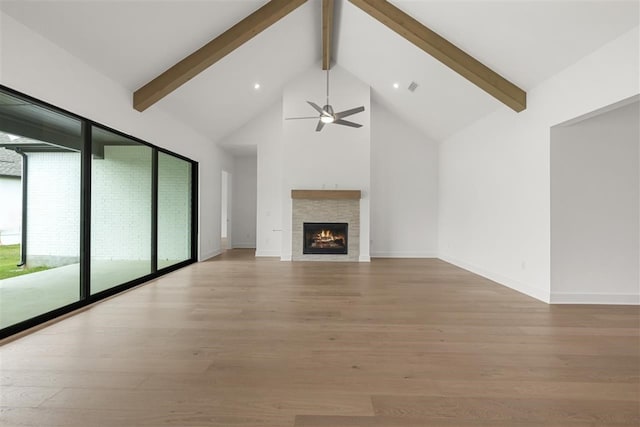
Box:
90 127 152 294
158 152 192 269
0 91 82 328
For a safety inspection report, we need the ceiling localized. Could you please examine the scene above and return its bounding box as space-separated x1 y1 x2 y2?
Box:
0 0 638 154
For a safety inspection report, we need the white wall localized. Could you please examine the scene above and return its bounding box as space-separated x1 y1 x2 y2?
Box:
231 155 257 248
371 102 438 257
256 123 283 257
0 12 231 261
220 170 229 239
218 101 283 257
551 100 639 304
282 65 371 261
439 26 639 303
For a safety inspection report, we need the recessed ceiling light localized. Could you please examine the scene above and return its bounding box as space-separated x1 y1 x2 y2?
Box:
393 83 399 89
254 83 261 90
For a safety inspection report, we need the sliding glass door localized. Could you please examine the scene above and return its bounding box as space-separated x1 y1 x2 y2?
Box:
0 86 197 338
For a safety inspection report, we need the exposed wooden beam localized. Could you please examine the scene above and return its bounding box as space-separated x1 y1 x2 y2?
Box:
322 0 335 70
134 0 308 112
348 0 526 112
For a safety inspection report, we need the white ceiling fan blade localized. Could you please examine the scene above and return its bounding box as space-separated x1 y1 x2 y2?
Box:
285 116 319 120
334 119 362 128
315 120 325 132
335 106 365 120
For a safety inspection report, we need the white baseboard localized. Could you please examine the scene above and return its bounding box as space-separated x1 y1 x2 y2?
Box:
255 250 280 257
232 243 256 249
551 293 640 305
438 254 551 303
279 254 369 262
371 251 438 258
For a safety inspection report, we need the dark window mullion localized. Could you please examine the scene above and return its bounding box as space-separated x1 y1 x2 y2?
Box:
151 149 158 273
191 162 199 261
79 122 91 300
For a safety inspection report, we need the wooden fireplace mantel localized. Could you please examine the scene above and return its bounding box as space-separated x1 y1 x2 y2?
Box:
291 189 361 200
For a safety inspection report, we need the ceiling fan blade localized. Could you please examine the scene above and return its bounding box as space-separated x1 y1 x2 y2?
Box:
307 101 324 114
285 116 319 120
335 106 365 120
334 119 362 128
315 120 325 132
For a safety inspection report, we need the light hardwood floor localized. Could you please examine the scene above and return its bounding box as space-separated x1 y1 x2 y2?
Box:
1 249 638 426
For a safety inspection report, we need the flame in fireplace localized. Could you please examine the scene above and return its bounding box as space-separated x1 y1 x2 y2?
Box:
303 223 348 254
311 229 345 248
319 229 334 241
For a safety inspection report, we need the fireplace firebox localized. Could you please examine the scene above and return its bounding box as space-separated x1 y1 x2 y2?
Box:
303 222 348 255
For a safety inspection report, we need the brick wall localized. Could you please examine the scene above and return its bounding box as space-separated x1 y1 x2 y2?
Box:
26 152 81 266
24 146 190 266
0 176 22 245
91 145 151 261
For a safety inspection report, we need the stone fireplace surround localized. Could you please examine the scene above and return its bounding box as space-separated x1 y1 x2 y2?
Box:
291 190 361 262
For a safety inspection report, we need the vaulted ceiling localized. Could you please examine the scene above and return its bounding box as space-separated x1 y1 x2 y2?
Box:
1 1 638 150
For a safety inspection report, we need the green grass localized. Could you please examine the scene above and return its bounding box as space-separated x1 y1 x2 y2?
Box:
0 244 51 280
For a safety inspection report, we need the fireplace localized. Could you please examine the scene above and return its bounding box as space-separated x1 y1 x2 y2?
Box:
292 190 360 262
303 222 348 255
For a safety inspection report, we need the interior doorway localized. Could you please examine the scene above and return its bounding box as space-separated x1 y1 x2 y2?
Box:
220 170 231 251
550 97 639 303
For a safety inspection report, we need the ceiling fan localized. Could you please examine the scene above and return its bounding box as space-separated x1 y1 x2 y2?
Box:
285 69 365 132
